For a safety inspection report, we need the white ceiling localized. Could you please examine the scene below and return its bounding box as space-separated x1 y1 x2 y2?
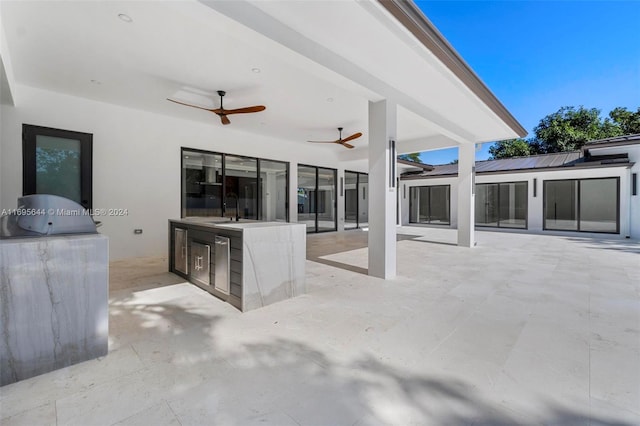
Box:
1 0 521 162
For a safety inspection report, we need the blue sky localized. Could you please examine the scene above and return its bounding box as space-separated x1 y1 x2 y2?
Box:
413 0 640 165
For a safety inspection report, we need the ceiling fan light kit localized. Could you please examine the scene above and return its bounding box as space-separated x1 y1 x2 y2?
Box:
167 90 265 125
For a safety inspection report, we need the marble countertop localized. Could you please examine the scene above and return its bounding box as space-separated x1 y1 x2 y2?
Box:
170 218 304 230
0 233 106 244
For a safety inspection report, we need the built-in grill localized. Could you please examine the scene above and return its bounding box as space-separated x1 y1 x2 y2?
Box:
0 194 99 239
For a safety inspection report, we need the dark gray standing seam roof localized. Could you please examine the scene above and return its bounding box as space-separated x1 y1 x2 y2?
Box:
583 133 640 149
400 151 631 179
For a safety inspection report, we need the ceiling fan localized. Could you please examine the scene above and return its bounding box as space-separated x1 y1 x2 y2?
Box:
307 127 362 149
167 90 265 125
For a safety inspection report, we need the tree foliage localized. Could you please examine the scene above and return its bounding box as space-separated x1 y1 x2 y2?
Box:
398 153 422 162
609 107 640 135
489 106 640 159
488 138 531 159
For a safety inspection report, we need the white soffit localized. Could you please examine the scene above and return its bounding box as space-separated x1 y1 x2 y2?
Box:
1 0 520 155
203 0 521 144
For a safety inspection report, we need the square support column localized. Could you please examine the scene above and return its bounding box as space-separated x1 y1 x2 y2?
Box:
457 143 476 247
368 99 397 279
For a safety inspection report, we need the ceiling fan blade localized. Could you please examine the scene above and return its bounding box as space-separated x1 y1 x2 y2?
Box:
307 140 336 143
167 98 214 111
220 115 231 125
223 106 266 115
341 142 355 149
340 132 362 143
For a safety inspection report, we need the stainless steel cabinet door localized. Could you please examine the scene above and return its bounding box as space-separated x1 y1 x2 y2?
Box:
190 242 211 286
174 228 188 274
214 236 230 295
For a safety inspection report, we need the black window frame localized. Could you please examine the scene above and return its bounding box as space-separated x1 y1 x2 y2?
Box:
344 170 368 230
408 184 451 225
180 147 289 222
543 177 620 234
475 181 528 230
298 164 338 233
22 124 93 209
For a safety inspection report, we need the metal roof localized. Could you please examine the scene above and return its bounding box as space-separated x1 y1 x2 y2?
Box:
583 133 640 148
401 150 631 179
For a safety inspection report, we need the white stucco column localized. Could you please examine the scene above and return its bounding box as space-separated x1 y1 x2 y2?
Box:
457 143 475 247
368 99 397 279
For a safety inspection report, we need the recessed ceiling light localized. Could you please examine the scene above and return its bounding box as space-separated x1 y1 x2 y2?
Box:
326 97 334 102
251 68 261 73
118 13 133 23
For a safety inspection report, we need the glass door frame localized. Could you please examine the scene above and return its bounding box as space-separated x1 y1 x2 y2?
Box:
344 170 368 230
257 159 290 222
298 164 338 233
181 147 289 222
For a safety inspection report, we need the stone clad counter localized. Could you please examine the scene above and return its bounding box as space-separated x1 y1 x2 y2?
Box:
169 219 305 311
0 234 109 386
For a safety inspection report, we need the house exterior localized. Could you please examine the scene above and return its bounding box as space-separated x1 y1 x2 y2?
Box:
400 134 640 239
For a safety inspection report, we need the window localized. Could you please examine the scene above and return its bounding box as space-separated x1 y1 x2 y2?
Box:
344 171 368 230
409 185 450 225
22 124 93 209
297 165 337 233
544 178 619 234
181 148 288 221
259 160 288 222
476 182 528 229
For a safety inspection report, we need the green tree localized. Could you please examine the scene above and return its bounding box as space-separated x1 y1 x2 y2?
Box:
398 153 422 162
488 138 531 159
533 106 621 153
609 107 640 135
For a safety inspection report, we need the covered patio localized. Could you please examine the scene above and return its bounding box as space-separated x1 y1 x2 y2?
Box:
2 231 638 425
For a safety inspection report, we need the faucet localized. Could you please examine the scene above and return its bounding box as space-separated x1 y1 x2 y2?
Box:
226 193 240 222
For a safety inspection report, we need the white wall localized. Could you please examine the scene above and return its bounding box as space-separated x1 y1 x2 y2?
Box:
0 85 341 259
401 165 635 238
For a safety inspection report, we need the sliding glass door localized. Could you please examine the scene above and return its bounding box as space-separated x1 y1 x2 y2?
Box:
409 185 450 224
476 182 527 229
544 178 619 233
297 165 337 233
182 151 223 217
224 155 257 220
344 171 368 230
181 148 288 221
259 160 288 222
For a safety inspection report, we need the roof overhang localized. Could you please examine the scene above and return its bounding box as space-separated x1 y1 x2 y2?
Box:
2 0 525 163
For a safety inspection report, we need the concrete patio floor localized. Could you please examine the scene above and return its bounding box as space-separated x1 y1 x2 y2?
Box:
1 229 639 425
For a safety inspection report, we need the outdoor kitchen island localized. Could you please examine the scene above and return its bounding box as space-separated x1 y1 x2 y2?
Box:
169 218 306 312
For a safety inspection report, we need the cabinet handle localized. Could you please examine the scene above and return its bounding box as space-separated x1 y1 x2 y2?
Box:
195 255 203 271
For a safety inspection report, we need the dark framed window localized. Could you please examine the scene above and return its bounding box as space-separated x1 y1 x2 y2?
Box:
344 170 368 230
22 124 93 209
181 148 289 222
409 185 450 225
297 164 337 233
543 177 619 234
476 181 528 229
